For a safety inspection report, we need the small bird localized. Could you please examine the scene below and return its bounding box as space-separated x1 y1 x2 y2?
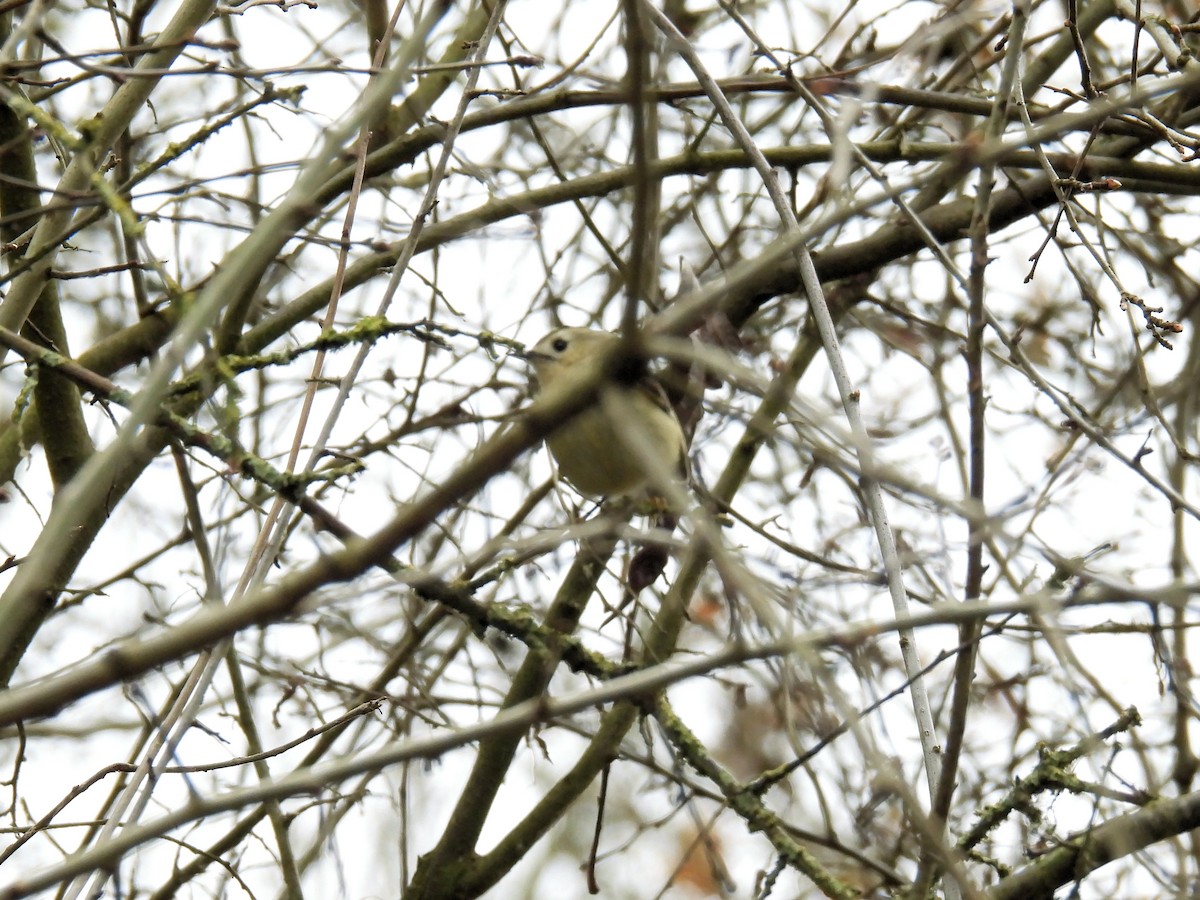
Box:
527 327 688 498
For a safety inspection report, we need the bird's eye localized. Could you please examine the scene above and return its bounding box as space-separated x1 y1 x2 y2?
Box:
551 337 569 353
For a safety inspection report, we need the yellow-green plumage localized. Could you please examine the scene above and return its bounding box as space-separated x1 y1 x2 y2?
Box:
529 328 687 497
